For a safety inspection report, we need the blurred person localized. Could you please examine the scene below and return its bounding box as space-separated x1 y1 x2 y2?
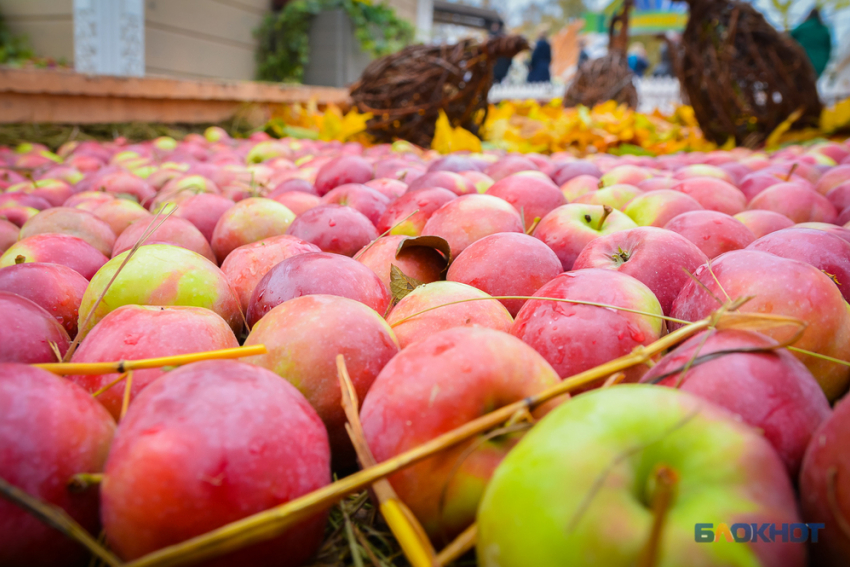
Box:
527 27 552 83
791 8 832 78
578 37 589 68
490 20 512 84
627 42 649 77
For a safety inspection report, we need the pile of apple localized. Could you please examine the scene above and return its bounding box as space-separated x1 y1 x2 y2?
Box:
3 128 850 567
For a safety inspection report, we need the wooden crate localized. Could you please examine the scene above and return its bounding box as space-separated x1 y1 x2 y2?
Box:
0 68 351 124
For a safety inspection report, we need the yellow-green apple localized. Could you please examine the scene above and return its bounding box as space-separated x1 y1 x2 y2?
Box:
210 197 296 262
315 154 373 195
0 233 108 279
93 199 152 237
407 171 477 195
671 177 746 215
573 226 708 315
18 207 115 257
732 210 794 238
746 227 850 301
574 184 642 210
77 244 242 339
477 385 805 567
355 235 446 289
532 203 637 271
799 395 850 566
0 291 70 363
448 233 562 316
0 205 38 227
68 305 239 419
220 234 320 312
100 360 330 566
0 262 88 337
747 183 837 223
560 174 599 202
641 329 830 476
321 183 390 225
386 281 513 349
376 187 456 236
664 210 755 259
286 204 378 256
422 194 523 258
511 269 663 383
244 295 398 467
360 326 562 540
0 363 115 567
247 251 389 326
623 189 704 227
114 216 215 262
670 250 850 400
673 163 734 183
599 164 653 187
486 171 566 227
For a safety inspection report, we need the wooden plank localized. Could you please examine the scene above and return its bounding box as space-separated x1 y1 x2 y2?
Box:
0 68 350 104
145 0 264 47
145 27 256 81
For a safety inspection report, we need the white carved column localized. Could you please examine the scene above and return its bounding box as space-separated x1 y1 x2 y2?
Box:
416 0 434 43
74 0 145 76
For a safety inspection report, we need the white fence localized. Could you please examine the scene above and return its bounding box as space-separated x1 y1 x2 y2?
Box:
489 77 849 115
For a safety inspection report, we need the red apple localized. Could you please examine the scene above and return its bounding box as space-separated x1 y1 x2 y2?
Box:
0 219 17 254
321 183 389 226
422 194 524 259
360 326 562 538
599 164 653 187
732 209 795 238
572 226 708 315
795 221 850 244
574 184 642 210
640 329 830 476
747 182 837 223
486 172 566 227
447 232 562 316
68 305 240 419
248 251 389 326
114 216 215 262
64 191 114 211
376 187 456 236
244 294 398 468
365 177 408 199
664 210 755 259
314 155 373 195
406 171 477 195
0 363 115 567
20 207 116 257
286 204 378 256
386 281 513 349
355 235 446 289
6 179 73 207
814 164 850 195
100 360 330 565
511 269 663 384
93 199 153 237
0 291 70 363
559 174 599 202
485 155 539 181
92 171 156 205
673 163 734 183
670 250 850 400
550 160 601 185
0 262 89 337
0 233 108 279
171 193 234 242
800 395 850 566
670 177 746 215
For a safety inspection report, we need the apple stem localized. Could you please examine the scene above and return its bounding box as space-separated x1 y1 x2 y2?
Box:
525 216 541 235
0 476 121 567
67 473 103 493
827 467 850 539
637 465 679 567
785 163 798 182
597 205 613 231
119 370 134 421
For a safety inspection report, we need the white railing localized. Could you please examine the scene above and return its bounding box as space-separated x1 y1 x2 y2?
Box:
489 76 850 114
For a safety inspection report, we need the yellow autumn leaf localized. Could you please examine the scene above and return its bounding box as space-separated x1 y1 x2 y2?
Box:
765 107 806 150
431 110 482 154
